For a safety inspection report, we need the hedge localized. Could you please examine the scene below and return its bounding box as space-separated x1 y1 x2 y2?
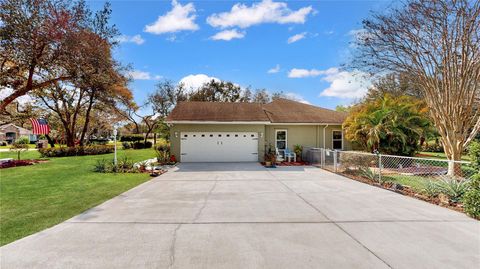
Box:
39 145 114 157
120 134 144 142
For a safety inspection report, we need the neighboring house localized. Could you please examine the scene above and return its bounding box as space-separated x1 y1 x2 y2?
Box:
0 123 36 144
166 98 351 162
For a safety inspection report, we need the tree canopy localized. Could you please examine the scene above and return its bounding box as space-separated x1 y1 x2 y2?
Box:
344 94 432 156
351 0 480 167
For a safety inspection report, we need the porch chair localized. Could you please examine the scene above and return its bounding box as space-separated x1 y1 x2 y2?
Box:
284 148 296 162
275 148 285 163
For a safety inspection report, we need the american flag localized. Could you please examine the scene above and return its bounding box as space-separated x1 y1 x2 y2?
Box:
29 118 51 135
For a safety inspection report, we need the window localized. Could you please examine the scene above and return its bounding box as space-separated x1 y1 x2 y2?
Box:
332 131 343 150
184 134 188 138
275 130 287 156
201 134 205 137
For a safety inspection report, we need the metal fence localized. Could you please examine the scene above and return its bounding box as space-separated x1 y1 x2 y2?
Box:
303 148 476 187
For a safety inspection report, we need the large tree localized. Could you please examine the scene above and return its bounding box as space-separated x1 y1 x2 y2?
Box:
0 0 116 112
352 0 480 174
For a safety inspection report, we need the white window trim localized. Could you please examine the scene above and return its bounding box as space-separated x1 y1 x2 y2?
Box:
332 130 343 150
275 129 288 154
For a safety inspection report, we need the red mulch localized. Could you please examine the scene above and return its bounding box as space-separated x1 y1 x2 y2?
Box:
0 159 47 169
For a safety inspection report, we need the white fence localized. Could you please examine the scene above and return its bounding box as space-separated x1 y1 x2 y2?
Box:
303 148 475 185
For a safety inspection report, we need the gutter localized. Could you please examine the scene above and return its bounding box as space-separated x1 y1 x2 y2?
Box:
323 124 329 148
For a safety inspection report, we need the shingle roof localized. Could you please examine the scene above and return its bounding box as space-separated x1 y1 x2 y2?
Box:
262 98 347 124
166 101 270 122
166 98 347 124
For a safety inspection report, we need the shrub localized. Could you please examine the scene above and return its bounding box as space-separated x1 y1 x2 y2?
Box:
120 134 144 142
122 141 132 149
93 157 139 173
421 142 444 153
39 145 114 157
359 166 380 182
463 174 480 219
468 141 480 170
422 180 441 197
15 136 30 144
93 159 110 173
132 141 152 149
340 153 376 169
436 178 470 203
0 141 7 146
155 144 171 163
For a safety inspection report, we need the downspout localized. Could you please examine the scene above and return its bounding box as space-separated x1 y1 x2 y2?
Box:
323 124 329 149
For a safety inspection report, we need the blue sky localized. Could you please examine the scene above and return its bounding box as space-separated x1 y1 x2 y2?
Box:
89 0 390 109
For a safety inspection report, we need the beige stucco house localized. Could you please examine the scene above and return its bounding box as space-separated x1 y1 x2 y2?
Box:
166 98 351 162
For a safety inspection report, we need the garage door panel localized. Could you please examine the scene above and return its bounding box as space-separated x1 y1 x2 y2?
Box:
181 132 258 162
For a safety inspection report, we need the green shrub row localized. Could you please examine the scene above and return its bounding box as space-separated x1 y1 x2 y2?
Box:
120 134 144 142
122 141 152 149
39 145 114 157
93 157 140 173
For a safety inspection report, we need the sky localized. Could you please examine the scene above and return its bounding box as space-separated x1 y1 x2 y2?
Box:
88 0 391 109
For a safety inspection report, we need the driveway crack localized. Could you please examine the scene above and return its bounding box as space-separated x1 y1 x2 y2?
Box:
193 176 218 223
168 223 182 269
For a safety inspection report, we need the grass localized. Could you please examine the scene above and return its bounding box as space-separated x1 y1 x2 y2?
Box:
0 144 36 149
417 151 471 161
0 148 155 246
383 175 430 193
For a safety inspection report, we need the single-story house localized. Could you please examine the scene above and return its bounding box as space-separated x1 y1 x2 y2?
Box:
0 123 36 144
166 98 351 162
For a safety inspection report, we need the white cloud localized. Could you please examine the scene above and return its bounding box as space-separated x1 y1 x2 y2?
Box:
206 0 313 29
210 29 245 41
284 92 310 104
144 0 199 35
117 34 145 45
179 74 220 92
288 67 337 78
267 64 281 74
128 70 162 80
319 69 372 98
287 32 306 44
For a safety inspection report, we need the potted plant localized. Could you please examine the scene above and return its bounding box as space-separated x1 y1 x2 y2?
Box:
294 145 303 162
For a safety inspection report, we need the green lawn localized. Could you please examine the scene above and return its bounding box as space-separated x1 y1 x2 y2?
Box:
417 151 471 161
0 148 156 246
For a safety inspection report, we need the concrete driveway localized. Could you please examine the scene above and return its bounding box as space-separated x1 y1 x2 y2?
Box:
1 163 479 269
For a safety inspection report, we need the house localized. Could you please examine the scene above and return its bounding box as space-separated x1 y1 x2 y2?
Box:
0 123 36 144
165 98 351 162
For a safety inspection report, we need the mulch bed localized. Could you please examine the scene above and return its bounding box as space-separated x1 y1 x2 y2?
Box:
338 171 465 213
0 159 48 169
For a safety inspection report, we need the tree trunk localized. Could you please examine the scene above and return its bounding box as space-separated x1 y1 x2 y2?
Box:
79 93 95 146
441 136 464 177
45 135 55 148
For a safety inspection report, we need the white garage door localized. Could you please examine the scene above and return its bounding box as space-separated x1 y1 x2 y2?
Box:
180 132 258 162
